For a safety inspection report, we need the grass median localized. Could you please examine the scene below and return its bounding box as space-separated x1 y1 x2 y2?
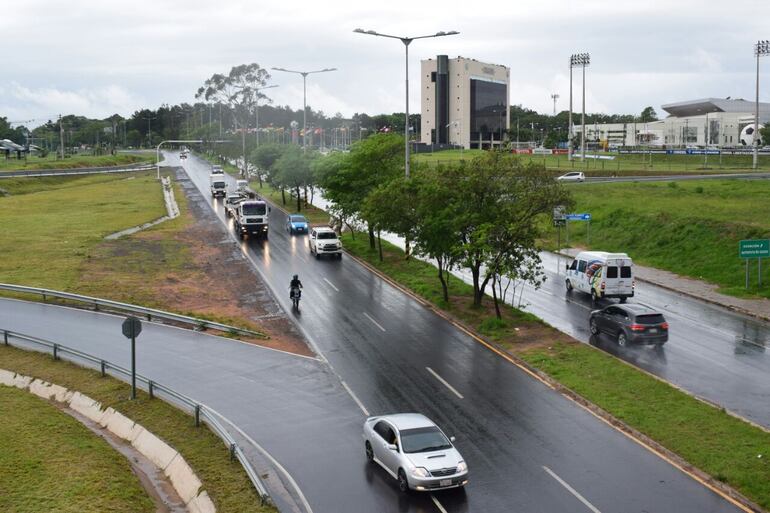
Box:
342 230 770 509
0 153 152 171
0 344 276 513
0 383 154 513
543 179 770 299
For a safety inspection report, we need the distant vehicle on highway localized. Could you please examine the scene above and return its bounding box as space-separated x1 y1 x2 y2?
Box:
224 193 244 218
309 227 342 259
236 179 249 194
566 251 634 302
179 152 187 160
211 165 224 175
210 174 227 198
590 303 668 347
286 214 308 234
556 171 585 182
363 413 469 493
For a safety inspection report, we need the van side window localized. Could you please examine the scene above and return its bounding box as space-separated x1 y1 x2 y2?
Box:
577 260 587 273
569 260 577 271
606 266 618 278
621 266 632 278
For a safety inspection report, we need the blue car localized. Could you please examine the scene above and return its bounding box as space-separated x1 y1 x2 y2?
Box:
286 214 309 235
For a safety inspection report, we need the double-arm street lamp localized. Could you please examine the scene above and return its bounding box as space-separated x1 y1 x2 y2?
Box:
569 53 590 161
754 40 769 170
272 67 336 150
353 28 459 177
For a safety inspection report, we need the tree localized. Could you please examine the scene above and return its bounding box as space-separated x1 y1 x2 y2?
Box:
273 146 315 212
760 125 770 146
640 106 658 122
425 152 572 307
196 63 272 185
317 133 404 249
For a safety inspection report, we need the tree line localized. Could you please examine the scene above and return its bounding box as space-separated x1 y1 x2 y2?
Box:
247 133 572 317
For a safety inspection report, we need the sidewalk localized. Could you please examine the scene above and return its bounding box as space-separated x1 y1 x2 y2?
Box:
559 248 770 322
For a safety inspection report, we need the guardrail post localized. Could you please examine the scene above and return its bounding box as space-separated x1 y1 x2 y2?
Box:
146 313 152 321
194 404 201 427
53 343 59 360
3 330 8 346
100 361 106 377
93 302 99 311
42 293 46 302
148 380 154 399
229 443 236 462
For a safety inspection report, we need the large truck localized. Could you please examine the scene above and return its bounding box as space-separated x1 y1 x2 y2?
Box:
210 174 227 198
233 199 270 239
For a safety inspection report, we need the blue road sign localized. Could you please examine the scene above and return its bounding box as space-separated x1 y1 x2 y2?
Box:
566 213 591 221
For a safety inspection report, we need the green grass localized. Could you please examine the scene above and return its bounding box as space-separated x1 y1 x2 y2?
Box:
520 342 770 509
0 153 152 171
414 149 770 174
544 179 770 298
0 382 154 513
0 345 275 513
0 171 168 290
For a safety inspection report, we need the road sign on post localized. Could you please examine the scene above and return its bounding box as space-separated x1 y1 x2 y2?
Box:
121 316 142 400
739 239 769 289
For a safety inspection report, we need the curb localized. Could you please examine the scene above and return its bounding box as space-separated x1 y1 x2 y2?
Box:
0 369 217 513
552 250 770 323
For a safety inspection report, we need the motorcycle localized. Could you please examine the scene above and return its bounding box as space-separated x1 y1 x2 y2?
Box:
290 286 301 309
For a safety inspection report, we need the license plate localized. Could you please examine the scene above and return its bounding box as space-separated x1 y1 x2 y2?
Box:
439 479 452 487
649 328 658 333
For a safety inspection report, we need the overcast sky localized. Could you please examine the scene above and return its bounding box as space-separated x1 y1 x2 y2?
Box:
2 0 769 127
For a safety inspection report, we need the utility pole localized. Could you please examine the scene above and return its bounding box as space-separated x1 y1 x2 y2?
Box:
143 115 156 148
59 114 65 159
551 93 560 115
754 40 769 170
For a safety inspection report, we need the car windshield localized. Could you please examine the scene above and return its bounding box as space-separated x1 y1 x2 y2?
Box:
290 216 306 223
243 203 266 215
213 182 225 188
317 232 337 240
400 427 452 453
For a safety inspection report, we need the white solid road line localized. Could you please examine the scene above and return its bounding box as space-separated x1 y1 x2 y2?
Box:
431 494 449 513
341 380 370 416
542 465 602 513
323 277 339 292
363 312 386 332
425 367 464 399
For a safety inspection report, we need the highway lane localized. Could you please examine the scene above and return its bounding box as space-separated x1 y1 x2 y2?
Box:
174 151 745 512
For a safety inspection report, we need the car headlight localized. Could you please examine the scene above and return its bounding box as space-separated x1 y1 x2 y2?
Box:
411 467 430 478
456 461 468 473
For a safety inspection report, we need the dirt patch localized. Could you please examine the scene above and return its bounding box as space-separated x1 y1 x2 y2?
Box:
78 167 312 358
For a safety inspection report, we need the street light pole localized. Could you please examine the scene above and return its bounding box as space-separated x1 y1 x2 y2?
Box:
754 40 769 170
354 28 460 178
272 67 336 152
143 115 157 148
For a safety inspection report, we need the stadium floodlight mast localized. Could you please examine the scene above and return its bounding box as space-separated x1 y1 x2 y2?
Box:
272 67 337 151
550 93 560 116
568 53 590 161
754 40 770 170
254 84 279 147
354 28 460 178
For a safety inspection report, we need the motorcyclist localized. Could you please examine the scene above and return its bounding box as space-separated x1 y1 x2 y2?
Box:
289 274 303 299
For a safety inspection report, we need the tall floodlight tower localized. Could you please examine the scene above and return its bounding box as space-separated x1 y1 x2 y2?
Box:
754 40 769 170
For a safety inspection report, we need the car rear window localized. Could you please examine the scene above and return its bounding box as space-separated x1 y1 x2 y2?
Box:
621 266 632 278
606 266 618 278
635 314 665 325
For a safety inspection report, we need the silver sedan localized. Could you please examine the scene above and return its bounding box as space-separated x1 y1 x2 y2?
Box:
362 413 469 492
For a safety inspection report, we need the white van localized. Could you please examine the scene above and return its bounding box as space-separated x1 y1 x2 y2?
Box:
236 179 249 193
565 251 634 302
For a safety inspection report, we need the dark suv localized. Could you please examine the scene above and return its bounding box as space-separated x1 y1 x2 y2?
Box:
589 303 668 346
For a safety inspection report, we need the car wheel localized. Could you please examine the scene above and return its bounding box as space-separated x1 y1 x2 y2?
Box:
617 331 628 347
590 318 598 335
365 441 374 462
315 253 320 260
619 297 627 304
397 469 409 493
566 279 573 292
337 253 342 260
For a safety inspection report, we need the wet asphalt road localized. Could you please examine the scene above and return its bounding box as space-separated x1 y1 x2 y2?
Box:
164 152 745 513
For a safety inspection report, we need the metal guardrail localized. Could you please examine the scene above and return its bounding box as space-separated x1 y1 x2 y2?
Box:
1 328 271 504
0 163 154 178
0 283 266 339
